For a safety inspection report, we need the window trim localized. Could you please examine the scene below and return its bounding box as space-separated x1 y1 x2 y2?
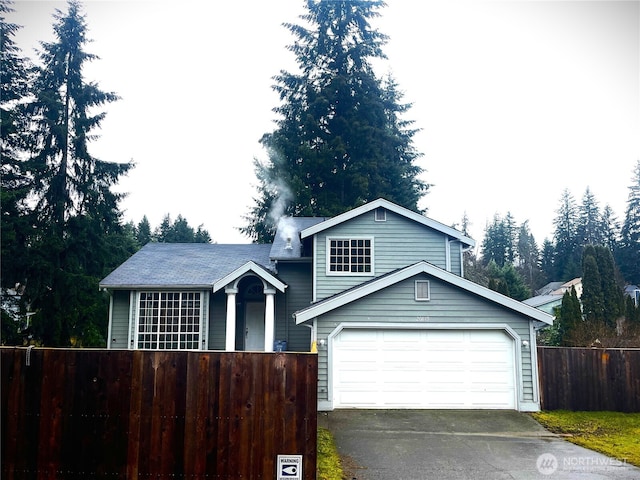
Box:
133 290 205 350
374 208 386 222
326 236 374 276
415 280 431 301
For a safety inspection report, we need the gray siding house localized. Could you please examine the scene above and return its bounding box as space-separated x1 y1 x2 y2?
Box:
100 198 553 411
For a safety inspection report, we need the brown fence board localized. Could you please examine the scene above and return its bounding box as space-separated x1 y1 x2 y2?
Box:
538 346 640 412
1 348 317 480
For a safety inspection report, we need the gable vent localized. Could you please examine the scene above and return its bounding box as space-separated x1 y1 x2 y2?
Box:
375 208 386 222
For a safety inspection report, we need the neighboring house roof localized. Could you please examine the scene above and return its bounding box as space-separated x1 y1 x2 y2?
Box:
293 261 554 325
300 198 475 248
522 295 562 309
99 243 275 289
535 282 565 296
270 217 327 260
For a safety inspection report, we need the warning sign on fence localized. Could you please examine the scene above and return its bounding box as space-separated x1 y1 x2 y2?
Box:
277 455 302 480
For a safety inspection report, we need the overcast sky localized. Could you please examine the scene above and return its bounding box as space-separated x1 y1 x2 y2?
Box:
8 0 640 249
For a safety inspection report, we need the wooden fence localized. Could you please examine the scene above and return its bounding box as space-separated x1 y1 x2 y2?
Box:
1 347 317 479
537 346 640 412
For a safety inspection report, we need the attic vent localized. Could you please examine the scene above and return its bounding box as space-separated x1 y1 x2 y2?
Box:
375 208 386 222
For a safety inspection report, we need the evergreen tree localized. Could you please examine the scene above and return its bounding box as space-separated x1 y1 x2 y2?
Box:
594 245 623 328
152 214 211 243
242 0 427 242
1 0 33 282
618 160 640 283
554 286 582 346
580 245 604 324
601 204 620 254
515 221 543 291
17 1 133 346
29 1 131 231
540 239 555 285
553 188 580 280
481 213 514 267
136 215 152 246
576 187 603 248
486 260 530 301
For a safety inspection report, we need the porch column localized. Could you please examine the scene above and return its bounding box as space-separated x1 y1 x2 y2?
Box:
225 287 238 351
264 288 276 352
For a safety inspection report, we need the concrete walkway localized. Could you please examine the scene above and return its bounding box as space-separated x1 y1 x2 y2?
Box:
320 410 640 480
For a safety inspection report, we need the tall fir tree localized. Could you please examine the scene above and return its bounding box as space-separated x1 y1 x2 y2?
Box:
600 204 620 254
242 0 427 242
618 160 640 284
0 0 33 341
576 187 603 248
553 188 580 280
19 1 133 346
515 221 543 291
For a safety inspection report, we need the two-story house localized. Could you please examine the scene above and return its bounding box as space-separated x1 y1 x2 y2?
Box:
100 198 553 411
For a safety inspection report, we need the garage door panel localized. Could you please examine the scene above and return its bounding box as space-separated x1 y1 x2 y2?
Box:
333 328 516 409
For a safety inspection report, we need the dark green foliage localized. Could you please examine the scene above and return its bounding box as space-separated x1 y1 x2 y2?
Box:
625 295 640 324
486 261 530 301
1 1 134 346
553 188 581 280
618 160 640 284
151 214 211 243
581 245 623 328
546 287 582 346
242 0 427 242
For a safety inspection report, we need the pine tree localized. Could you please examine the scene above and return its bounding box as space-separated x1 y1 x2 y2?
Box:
576 187 603 248
594 245 623 328
601 204 620 254
618 160 640 283
553 188 580 280
516 221 543 291
581 248 604 323
540 239 555 285
555 286 582 346
21 1 133 346
242 0 427 242
29 1 132 231
1 0 32 289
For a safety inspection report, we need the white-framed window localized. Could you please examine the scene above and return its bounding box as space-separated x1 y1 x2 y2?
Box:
327 237 374 275
375 207 386 222
136 291 203 350
415 280 430 301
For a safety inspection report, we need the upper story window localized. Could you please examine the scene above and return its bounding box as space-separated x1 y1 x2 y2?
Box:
375 208 386 222
328 237 373 275
137 291 202 350
415 280 431 301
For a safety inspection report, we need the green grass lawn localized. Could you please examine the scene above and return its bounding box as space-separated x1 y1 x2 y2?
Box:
317 427 344 480
532 411 640 467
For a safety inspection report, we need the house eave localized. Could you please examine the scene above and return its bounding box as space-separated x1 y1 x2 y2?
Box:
300 198 475 247
293 261 554 325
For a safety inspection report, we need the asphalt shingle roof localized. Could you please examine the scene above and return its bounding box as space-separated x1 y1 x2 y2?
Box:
100 243 274 288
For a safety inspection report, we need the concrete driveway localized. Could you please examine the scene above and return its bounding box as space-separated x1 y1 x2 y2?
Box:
320 410 640 480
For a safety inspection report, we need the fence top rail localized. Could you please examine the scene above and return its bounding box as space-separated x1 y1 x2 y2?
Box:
538 346 640 352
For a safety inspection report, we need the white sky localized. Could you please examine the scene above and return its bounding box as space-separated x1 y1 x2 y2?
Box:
8 0 640 249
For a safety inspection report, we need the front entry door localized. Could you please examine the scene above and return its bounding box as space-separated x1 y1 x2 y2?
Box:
245 301 265 351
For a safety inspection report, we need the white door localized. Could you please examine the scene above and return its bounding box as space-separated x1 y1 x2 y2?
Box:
332 328 516 409
245 302 265 351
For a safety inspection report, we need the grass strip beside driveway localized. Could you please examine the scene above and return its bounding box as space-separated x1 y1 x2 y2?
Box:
532 411 640 467
317 427 344 480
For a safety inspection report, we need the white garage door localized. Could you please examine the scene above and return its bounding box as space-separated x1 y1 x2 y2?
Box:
332 329 516 409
